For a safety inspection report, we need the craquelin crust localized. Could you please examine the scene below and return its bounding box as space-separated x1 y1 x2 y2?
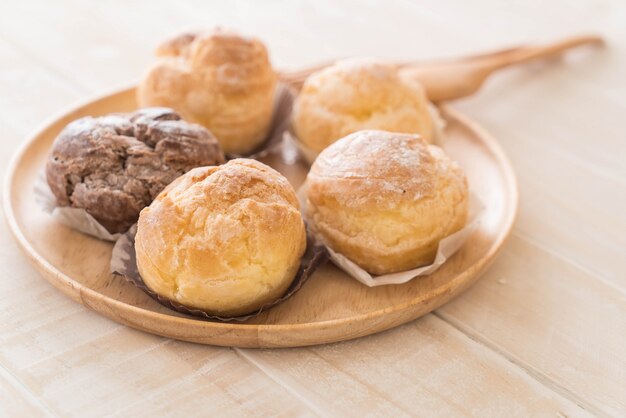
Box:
305 130 468 275
135 159 306 316
46 107 224 234
292 59 434 157
137 29 277 155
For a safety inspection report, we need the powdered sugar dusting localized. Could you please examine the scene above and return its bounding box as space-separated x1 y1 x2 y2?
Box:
308 130 442 206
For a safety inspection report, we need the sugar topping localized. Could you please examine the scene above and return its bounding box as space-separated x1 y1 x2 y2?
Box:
308 130 445 207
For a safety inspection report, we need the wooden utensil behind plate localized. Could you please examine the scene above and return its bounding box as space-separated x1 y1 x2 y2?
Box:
279 34 603 102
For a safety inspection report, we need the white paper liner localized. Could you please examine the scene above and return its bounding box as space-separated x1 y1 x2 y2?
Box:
299 183 484 287
34 83 297 242
327 195 482 286
34 172 123 241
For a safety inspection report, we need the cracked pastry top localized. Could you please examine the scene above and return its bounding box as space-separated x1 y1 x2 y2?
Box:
134 159 306 316
292 59 435 159
46 107 225 234
304 130 468 275
137 29 277 155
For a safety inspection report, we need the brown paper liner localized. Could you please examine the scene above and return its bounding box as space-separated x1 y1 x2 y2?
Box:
110 224 328 322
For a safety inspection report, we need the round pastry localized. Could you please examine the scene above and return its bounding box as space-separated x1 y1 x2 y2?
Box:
46 108 224 234
137 29 277 155
305 130 468 275
135 159 307 316
292 59 435 160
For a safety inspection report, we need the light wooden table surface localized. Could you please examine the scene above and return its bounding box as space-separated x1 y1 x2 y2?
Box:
1 1 624 416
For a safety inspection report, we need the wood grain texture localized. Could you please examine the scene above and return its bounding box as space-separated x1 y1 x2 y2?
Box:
239 316 591 417
0 366 49 417
0 0 624 415
17 331 317 417
438 234 626 416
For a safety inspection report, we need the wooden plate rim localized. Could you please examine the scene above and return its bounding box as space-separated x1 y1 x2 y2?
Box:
2 86 518 345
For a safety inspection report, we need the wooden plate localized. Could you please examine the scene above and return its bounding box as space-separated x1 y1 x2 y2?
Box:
3 87 518 348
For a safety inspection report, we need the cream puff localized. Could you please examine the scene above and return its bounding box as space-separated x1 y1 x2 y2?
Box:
304 130 468 275
46 108 224 234
292 59 434 160
134 159 307 316
138 29 277 155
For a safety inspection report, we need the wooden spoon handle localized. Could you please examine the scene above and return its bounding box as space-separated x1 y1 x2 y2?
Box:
397 34 604 101
278 34 604 96
471 34 604 70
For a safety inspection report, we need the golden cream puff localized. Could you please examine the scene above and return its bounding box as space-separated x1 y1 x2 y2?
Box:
304 130 467 274
135 159 306 316
138 29 277 155
292 59 434 160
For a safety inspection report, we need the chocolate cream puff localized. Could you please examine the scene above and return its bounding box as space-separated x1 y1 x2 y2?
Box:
46 108 224 234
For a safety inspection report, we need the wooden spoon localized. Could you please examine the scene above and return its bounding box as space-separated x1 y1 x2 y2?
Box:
278 35 603 102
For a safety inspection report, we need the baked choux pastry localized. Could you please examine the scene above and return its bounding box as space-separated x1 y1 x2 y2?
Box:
138 29 277 155
292 59 434 159
46 108 224 234
135 159 307 316
305 130 468 275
